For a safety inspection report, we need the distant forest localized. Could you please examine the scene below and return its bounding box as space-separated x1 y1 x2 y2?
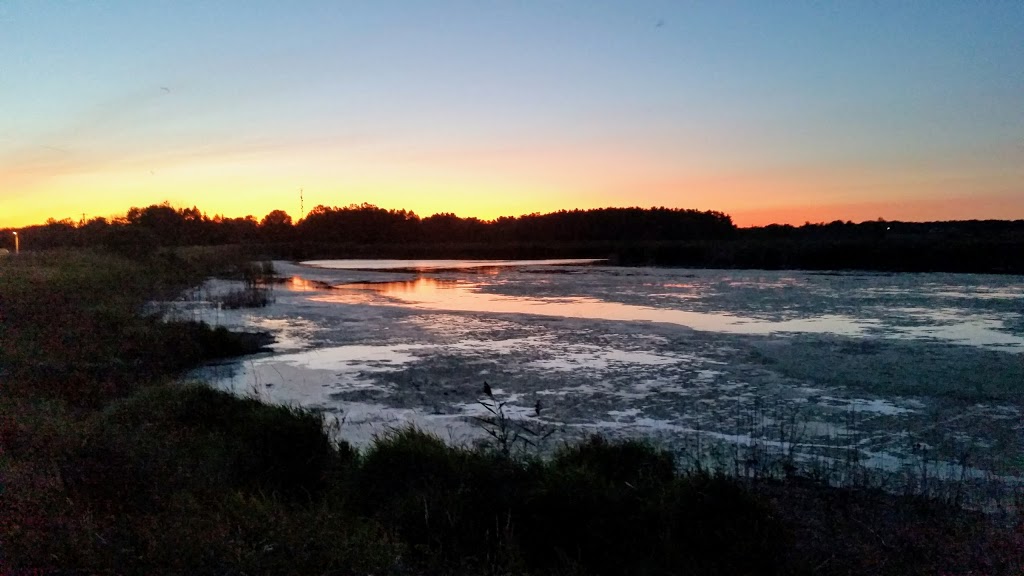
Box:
5 202 1024 273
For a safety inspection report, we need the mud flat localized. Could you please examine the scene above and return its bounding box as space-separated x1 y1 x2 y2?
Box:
185 260 1024 504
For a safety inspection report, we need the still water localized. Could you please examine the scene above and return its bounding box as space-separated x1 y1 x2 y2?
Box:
189 259 1024 501
304 259 1024 349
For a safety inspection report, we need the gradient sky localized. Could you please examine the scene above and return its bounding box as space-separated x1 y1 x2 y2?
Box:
2 1 1022 228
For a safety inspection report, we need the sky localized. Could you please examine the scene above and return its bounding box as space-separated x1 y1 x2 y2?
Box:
1 1 1022 228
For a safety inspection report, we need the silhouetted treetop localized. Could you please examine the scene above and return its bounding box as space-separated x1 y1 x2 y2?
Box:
292 204 734 245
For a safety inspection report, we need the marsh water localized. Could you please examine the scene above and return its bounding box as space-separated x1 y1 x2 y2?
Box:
185 260 1024 499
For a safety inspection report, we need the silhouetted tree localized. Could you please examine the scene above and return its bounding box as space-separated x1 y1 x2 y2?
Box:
260 210 294 243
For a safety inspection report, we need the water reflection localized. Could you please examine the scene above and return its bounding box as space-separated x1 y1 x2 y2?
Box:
304 258 603 271
288 261 1024 350
286 276 326 291
319 279 878 337
341 277 459 294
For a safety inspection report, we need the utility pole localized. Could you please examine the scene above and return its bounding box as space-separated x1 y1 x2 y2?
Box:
13 231 19 254
299 188 304 219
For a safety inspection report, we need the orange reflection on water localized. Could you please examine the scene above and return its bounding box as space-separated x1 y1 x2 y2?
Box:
314 276 878 337
287 276 324 291
344 277 459 294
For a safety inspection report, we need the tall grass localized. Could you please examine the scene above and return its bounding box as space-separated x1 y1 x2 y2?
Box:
0 248 271 403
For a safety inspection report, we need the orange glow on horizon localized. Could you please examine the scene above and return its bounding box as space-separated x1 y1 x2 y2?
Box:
2 147 1021 229
730 192 1024 227
5 188 1024 230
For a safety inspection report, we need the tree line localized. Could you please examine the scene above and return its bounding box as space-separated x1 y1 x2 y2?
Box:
1 203 736 252
4 202 1024 272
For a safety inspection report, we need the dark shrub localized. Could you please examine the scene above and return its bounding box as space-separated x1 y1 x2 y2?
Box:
551 434 675 486
517 438 786 576
518 459 663 575
65 384 348 509
355 427 532 570
117 320 271 377
663 472 788 575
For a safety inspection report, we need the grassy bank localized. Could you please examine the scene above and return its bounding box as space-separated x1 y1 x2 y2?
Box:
0 248 269 403
1 249 1021 574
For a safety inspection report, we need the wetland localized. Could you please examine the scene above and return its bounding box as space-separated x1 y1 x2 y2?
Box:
186 259 1024 503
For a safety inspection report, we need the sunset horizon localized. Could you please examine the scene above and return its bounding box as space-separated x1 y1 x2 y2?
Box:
3 2 1022 231
5 192 1023 231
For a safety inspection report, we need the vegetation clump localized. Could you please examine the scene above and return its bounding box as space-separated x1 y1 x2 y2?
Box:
66 383 342 506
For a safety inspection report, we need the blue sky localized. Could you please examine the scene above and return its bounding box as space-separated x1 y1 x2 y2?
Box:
2 1 1022 226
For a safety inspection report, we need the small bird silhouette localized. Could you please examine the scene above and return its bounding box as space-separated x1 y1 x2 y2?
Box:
534 400 542 416
483 381 492 397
